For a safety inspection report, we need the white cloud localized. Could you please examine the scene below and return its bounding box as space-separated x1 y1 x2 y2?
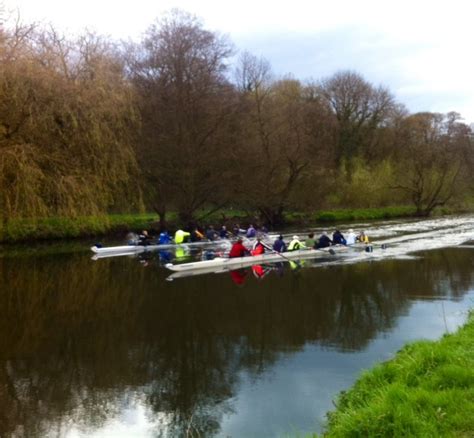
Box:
4 0 474 122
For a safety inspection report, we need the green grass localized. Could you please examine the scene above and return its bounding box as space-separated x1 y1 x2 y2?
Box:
0 214 158 243
316 311 474 437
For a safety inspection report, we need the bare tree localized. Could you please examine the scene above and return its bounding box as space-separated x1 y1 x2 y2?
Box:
391 112 472 216
319 70 396 171
130 10 237 225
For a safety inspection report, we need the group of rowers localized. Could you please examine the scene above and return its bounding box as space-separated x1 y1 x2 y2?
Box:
229 229 370 258
136 223 267 245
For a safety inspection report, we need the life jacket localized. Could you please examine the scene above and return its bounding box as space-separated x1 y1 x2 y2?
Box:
288 239 301 251
175 230 190 244
251 242 265 256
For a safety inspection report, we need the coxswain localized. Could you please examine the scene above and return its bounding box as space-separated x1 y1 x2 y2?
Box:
273 235 287 253
357 230 370 244
229 237 250 258
316 231 332 249
174 229 191 244
332 229 346 245
288 235 305 251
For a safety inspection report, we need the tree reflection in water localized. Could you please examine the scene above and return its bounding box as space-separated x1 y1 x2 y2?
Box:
0 247 473 436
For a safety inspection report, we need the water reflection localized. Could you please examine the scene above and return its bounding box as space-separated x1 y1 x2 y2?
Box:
0 247 473 436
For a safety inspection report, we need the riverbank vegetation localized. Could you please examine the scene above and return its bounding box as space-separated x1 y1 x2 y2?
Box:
318 312 474 437
1 9 473 237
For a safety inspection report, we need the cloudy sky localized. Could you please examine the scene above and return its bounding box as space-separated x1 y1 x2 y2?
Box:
4 0 474 123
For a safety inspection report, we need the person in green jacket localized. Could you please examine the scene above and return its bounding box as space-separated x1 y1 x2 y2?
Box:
288 235 305 251
174 229 191 244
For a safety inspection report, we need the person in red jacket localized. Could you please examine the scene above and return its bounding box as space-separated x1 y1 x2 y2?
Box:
229 238 250 258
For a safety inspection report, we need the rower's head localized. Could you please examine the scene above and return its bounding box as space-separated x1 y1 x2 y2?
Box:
308 232 314 238
237 237 243 242
293 235 299 240
279 235 283 240
349 229 354 233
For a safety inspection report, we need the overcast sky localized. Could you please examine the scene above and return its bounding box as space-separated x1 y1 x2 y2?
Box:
4 0 474 123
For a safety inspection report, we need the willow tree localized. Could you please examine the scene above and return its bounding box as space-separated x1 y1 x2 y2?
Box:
129 10 238 225
0 23 141 222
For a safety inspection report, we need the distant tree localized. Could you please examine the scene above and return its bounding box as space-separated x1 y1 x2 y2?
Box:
235 53 312 225
319 70 396 173
391 112 472 216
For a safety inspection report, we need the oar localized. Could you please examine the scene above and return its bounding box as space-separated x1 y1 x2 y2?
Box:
260 242 294 262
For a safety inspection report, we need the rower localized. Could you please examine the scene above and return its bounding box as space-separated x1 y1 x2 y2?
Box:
273 235 287 253
332 229 346 245
138 230 153 246
174 229 191 244
251 237 265 255
206 226 218 241
229 237 250 258
190 227 204 242
345 229 357 245
288 235 305 251
305 232 316 248
158 230 172 245
246 224 256 238
316 232 332 249
219 225 229 239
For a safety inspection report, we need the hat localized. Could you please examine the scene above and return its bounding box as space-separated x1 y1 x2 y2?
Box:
349 229 354 233
293 235 299 240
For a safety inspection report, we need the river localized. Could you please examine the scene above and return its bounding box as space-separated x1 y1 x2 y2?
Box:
1 215 474 437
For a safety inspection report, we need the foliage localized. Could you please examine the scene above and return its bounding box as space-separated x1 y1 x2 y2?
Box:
1 11 474 236
319 312 474 437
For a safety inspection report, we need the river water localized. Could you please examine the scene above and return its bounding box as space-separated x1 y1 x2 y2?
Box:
1 215 474 437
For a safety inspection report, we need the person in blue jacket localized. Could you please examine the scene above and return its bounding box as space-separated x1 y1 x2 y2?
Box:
273 235 287 253
158 230 172 245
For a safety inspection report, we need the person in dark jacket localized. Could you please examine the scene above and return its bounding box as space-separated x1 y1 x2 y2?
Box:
206 226 218 241
273 235 287 253
219 225 229 239
138 230 153 246
229 238 250 258
317 232 332 249
332 229 346 245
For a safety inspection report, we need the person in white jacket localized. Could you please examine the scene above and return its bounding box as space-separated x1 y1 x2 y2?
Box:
345 229 357 245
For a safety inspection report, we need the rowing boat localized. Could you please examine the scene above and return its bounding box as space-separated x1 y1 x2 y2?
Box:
165 245 351 273
91 239 232 258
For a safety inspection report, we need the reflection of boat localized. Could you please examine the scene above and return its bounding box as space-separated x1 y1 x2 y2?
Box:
90 240 232 258
165 246 350 273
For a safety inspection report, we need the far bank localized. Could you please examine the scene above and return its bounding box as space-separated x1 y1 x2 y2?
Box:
0 206 465 244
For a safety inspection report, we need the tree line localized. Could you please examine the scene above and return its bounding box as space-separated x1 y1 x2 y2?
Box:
1 10 473 227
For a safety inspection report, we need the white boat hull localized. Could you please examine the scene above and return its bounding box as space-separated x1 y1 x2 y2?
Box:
165 246 350 273
91 239 231 257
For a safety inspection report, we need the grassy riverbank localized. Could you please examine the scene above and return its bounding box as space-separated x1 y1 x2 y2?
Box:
0 206 463 243
317 311 474 437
